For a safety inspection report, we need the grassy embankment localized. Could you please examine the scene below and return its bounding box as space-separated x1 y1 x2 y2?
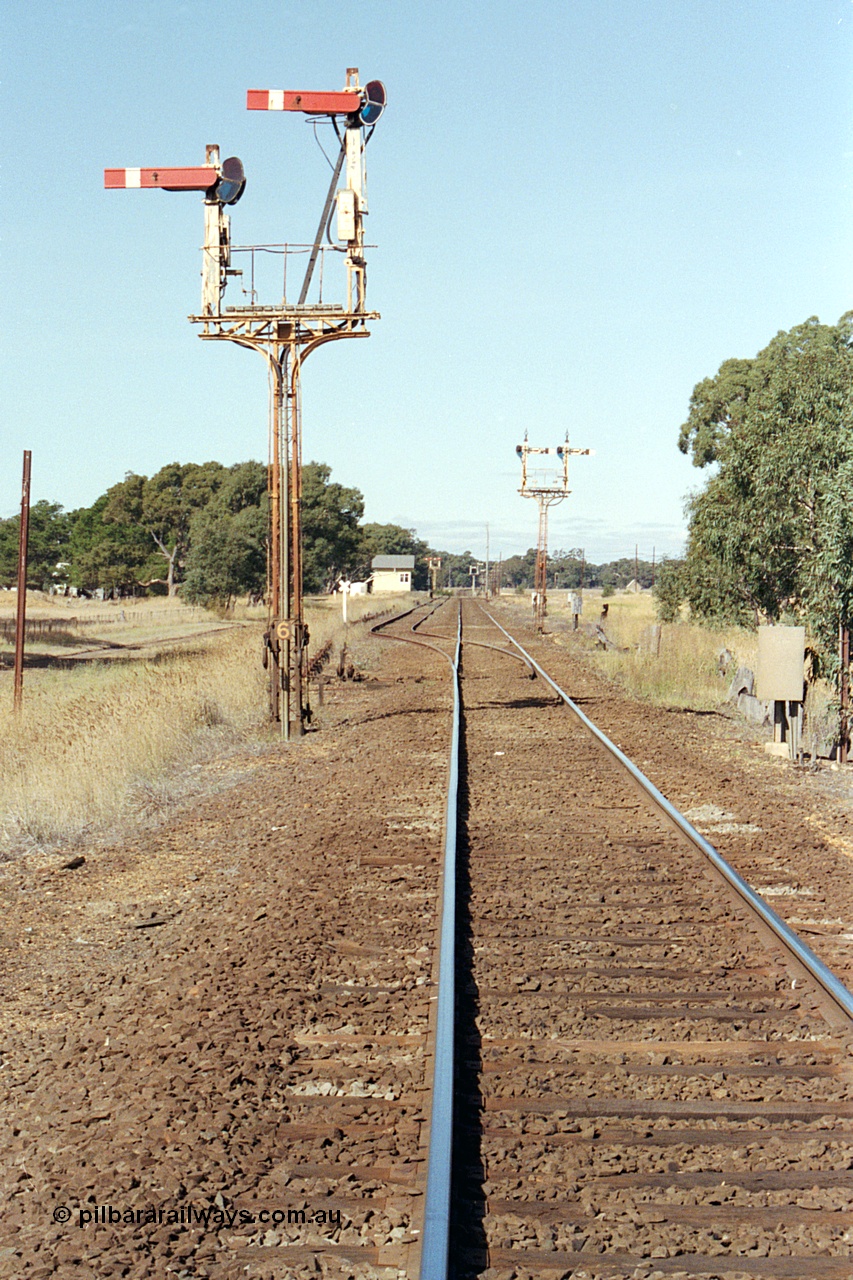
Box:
548 588 756 709
540 588 833 749
0 591 394 856
2 585 832 855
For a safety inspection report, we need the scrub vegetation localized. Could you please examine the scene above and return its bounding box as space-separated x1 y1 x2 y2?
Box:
546 589 833 755
547 589 756 711
660 313 853 684
0 592 385 858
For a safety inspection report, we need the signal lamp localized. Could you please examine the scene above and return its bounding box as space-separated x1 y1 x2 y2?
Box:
359 81 387 125
211 156 246 205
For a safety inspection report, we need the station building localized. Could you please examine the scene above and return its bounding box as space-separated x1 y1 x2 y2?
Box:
371 554 415 593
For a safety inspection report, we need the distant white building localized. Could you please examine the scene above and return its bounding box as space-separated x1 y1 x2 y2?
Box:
371 554 415 594
335 579 370 595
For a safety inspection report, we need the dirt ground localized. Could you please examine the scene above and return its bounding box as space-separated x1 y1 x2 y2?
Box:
498 599 853 991
0 600 851 1277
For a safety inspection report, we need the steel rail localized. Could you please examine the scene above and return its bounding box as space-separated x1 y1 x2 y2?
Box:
411 604 537 676
369 599 454 664
372 598 533 678
369 597 460 1277
482 605 853 1026
418 627 536 676
419 605 461 1280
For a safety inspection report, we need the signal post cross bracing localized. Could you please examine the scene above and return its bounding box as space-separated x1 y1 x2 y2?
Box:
105 69 386 740
517 436 591 633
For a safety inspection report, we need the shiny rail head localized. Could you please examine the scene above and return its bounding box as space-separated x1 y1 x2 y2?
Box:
478 602 853 1029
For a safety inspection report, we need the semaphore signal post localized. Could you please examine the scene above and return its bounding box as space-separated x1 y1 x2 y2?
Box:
105 68 386 739
517 435 591 633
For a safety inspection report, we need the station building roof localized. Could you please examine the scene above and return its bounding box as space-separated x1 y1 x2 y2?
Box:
371 555 415 570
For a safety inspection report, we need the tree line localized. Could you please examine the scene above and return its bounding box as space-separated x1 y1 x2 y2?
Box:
655 312 853 681
0 458 655 606
498 551 655 593
0 460 429 604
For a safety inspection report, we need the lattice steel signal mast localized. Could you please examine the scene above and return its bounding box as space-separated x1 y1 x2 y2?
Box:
517 435 591 632
104 69 386 740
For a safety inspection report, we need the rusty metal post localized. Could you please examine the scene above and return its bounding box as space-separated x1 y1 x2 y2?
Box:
265 356 292 736
840 622 850 764
534 497 548 633
517 437 591 635
13 451 32 713
288 344 306 737
268 364 283 728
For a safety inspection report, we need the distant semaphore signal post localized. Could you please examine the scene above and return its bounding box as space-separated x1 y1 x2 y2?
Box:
517 435 591 633
105 69 386 739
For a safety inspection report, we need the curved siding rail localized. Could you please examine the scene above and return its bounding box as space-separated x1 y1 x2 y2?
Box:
483 605 853 1027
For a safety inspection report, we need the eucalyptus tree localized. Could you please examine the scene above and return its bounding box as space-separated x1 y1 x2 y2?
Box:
677 314 853 676
103 462 226 594
0 501 71 590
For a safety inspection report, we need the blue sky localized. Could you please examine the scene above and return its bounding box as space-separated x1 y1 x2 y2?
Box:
2 0 851 562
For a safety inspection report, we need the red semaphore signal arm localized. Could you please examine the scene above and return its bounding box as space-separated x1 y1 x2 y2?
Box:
104 166 218 191
246 89 361 114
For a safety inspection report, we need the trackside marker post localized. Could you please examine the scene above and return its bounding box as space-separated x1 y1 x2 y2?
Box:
13 450 32 713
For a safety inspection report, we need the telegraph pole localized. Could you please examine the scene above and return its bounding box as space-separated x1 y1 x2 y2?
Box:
517 435 591 632
484 523 490 600
13 451 32 713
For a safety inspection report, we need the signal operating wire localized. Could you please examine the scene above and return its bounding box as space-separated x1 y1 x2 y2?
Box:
312 120 338 171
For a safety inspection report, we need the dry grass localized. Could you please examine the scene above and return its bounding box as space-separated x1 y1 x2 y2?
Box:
302 591 415 672
0 625 267 856
0 592 225 654
544 591 834 755
548 589 758 711
0 592 416 858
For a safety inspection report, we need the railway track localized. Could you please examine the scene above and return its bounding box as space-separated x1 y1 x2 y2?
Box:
375 597 853 1279
1 596 851 1280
